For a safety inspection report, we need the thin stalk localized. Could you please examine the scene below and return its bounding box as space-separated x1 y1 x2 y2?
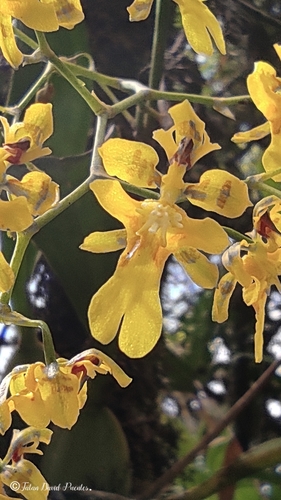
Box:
35 31 107 115
223 226 253 243
138 358 281 499
90 114 108 176
168 438 281 500
15 62 54 115
250 181 281 198
14 27 38 50
27 175 92 236
141 0 173 131
0 308 56 364
0 232 31 305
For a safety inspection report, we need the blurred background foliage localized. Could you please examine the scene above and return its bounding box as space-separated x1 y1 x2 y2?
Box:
1 0 281 498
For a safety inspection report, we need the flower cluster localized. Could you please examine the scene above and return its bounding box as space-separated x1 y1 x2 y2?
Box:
81 100 251 358
232 43 281 181
0 427 52 499
0 349 132 435
126 0 226 56
0 103 59 232
0 0 84 68
213 196 281 363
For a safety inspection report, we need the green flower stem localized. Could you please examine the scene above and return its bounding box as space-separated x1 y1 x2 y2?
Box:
99 83 136 127
148 0 172 91
0 307 56 364
110 89 150 117
27 174 93 236
35 31 107 116
248 181 281 198
0 232 32 306
14 27 38 50
140 0 173 132
149 91 251 106
223 226 253 244
90 113 108 176
16 62 54 115
65 61 250 107
120 181 160 200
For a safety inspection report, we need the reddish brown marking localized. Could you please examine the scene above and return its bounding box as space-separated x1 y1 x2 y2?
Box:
172 137 194 170
71 365 87 378
216 180 232 209
3 140 30 164
12 449 21 463
257 211 281 239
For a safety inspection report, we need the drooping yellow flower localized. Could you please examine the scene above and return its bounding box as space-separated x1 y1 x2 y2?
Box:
79 100 252 358
0 103 59 232
212 196 281 363
0 349 131 434
232 44 281 181
0 427 52 499
127 0 225 55
0 0 84 68
1 103 53 165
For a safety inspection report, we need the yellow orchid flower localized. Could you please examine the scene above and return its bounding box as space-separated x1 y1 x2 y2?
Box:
0 0 84 68
0 104 59 232
212 196 281 363
252 195 281 251
1 103 53 165
153 100 252 218
82 104 245 358
127 0 225 55
232 44 281 181
0 349 131 434
0 427 52 499
80 102 252 358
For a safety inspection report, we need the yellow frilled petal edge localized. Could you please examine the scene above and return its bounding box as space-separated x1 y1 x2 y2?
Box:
185 170 252 218
80 229 127 253
0 14 23 68
66 348 133 387
0 252 14 293
173 0 226 55
99 138 159 188
127 0 154 21
231 121 270 144
212 272 237 323
88 245 164 358
247 62 281 132
174 247 218 288
0 197 33 232
2 459 49 500
262 126 281 182
7 172 59 216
